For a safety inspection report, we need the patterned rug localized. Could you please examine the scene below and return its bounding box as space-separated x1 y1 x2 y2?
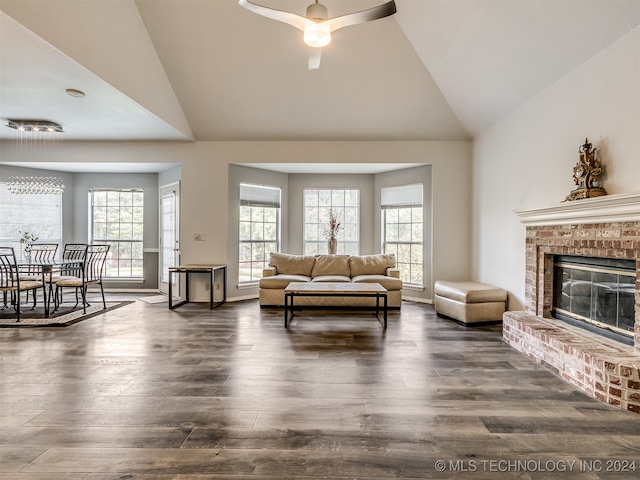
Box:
0 301 133 327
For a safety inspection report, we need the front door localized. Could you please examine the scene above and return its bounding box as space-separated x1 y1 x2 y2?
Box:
159 183 180 296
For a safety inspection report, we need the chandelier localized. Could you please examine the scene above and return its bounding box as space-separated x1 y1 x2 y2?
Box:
6 119 64 148
6 119 64 133
6 176 65 195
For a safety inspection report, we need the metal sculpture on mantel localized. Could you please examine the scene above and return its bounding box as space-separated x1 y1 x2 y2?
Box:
564 138 607 201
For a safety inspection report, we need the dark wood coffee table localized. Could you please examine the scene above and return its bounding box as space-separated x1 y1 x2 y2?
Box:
283 282 388 329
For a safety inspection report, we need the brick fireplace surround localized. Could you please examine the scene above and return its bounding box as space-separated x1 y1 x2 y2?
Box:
506 193 640 413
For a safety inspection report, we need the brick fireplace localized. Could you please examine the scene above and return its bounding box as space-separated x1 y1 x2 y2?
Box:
505 193 640 413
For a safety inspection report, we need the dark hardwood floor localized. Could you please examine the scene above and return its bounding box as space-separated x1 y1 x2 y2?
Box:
1 297 639 479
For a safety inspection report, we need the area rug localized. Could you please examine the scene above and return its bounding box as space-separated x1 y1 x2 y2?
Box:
137 294 169 304
0 301 133 328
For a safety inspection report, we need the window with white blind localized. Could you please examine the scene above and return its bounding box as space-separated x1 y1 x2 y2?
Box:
381 184 423 286
303 188 359 255
89 189 144 278
239 183 281 284
0 183 62 260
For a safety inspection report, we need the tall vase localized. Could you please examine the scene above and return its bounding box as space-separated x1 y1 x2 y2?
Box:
328 236 337 255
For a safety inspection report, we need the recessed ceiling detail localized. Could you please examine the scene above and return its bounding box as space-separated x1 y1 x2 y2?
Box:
65 88 85 98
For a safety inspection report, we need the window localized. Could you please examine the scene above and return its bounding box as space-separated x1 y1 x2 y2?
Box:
304 189 359 255
0 183 62 260
381 184 423 286
239 183 281 284
90 189 144 278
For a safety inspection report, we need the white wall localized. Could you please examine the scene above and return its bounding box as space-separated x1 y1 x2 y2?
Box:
159 165 181 187
0 140 472 301
473 27 640 310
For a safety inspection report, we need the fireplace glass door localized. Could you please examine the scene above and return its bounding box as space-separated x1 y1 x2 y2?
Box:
553 255 635 343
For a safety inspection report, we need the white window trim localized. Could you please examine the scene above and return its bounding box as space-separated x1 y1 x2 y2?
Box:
89 188 145 279
381 184 424 287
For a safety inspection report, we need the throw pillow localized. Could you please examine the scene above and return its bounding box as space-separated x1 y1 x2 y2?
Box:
349 254 396 276
311 255 351 278
269 253 316 276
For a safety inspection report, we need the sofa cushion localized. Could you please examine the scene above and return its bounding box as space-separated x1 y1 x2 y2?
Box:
259 274 311 289
311 255 351 278
349 254 396 277
352 274 403 291
310 275 351 283
269 253 316 276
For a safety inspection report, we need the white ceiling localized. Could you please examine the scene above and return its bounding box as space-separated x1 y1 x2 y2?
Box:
0 0 639 172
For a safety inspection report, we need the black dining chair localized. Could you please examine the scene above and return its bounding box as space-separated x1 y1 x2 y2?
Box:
51 244 88 280
0 247 46 322
20 243 58 301
54 244 110 313
49 244 88 307
29 243 58 261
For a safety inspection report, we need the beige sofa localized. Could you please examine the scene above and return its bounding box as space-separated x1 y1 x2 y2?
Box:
259 253 403 308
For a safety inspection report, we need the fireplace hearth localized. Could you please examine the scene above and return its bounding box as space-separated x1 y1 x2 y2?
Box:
508 193 640 413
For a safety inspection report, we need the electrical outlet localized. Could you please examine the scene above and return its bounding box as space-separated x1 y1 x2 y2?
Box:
215 283 221 291
205 282 210 291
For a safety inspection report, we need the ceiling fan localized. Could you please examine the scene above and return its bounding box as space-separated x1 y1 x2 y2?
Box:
238 0 397 69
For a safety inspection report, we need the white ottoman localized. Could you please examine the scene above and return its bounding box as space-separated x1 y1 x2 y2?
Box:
434 280 507 324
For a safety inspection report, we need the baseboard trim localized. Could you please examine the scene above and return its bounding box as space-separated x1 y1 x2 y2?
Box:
99 288 160 294
228 294 259 302
402 296 433 305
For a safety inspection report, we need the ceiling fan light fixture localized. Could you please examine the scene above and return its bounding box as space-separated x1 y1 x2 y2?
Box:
305 1 328 20
304 23 331 47
238 0 397 68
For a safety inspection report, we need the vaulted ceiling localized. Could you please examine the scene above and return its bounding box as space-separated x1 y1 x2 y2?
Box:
1 0 639 142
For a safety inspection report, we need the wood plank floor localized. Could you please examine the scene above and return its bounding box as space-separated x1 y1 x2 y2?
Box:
1 297 639 479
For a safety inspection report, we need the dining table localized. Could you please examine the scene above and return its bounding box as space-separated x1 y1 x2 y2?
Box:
18 258 84 318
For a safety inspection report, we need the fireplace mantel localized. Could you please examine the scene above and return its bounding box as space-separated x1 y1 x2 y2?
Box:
515 192 640 226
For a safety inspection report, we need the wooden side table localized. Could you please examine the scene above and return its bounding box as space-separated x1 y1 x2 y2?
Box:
168 264 226 310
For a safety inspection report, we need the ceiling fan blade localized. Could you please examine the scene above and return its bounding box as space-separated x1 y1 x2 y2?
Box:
326 0 397 32
308 47 322 70
238 0 311 31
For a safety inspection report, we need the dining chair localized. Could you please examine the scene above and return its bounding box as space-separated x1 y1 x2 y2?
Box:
0 247 45 322
20 243 59 302
48 244 88 305
51 244 88 279
29 243 59 261
54 244 110 313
